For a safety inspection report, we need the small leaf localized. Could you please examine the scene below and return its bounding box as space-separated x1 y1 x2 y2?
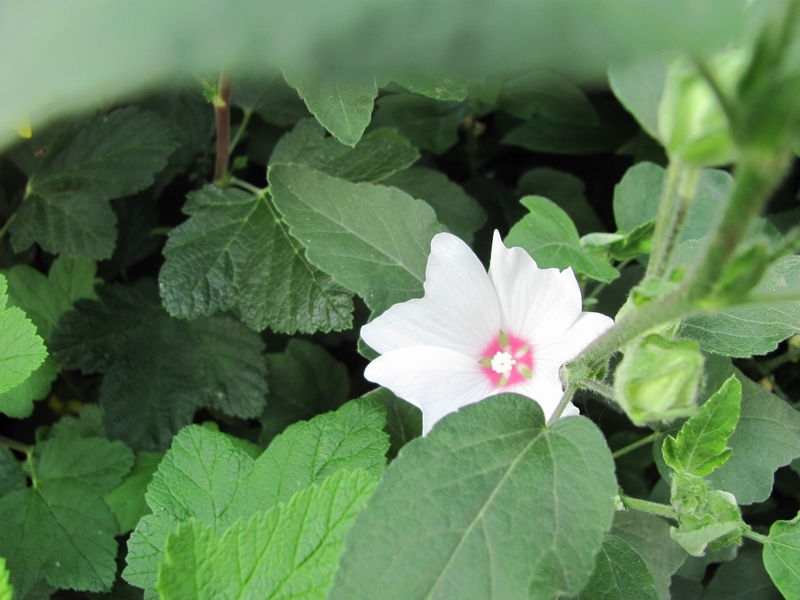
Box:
0 557 13 600
608 56 668 140
371 93 465 154
506 196 619 283
328 394 617 600
0 273 47 396
612 161 666 233
573 534 658 600
281 70 377 146
662 375 741 476
103 451 163 535
157 470 377 600
268 163 445 314
764 513 800 599
0 357 58 419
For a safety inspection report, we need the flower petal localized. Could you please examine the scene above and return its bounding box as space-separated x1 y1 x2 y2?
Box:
511 360 567 419
364 345 495 434
489 231 583 346
535 311 615 368
361 232 500 358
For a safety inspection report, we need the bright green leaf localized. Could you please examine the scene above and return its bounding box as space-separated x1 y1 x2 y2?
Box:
571 534 658 600
268 163 445 314
50 284 268 451
608 56 668 140
662 375 741 477
0 273 47 396
0 557 12 600
0 356 58 419
260 339 350 445
9 107 178 258
383 167 486 243
328 394 617 600
281 70 377 146
497 70 599 124
371 93 465 154
159 185 353 334
269 117 419 182
0 430 134 597
505 196 620 283
103 451 163 535
764 513 800 599
158 469 377 600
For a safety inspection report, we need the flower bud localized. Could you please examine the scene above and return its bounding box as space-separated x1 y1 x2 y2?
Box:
614 334 704 424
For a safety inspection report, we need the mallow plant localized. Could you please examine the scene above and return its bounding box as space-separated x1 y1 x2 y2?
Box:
1 1 800 598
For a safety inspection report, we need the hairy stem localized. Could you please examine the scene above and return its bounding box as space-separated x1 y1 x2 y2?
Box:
611 431 665 459
548 381 578 425
213 71 233 184
620 495 678 519
743 528 769 545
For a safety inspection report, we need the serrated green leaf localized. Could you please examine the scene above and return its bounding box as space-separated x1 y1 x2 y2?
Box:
268 163 446 314
497 70 599 124
663 375 741 477
269 118 419 183
159 185 353 334
0 447 25 499
371 93 465 154
124 399 389 598
9 107 178 258
260 339 350 445
505 196 620 283
0 356 57 419
50 285 268 451
570 534 658 600
680 256 800 357
360 387 422 457
383 167 486 243
328 394 617 600
608 56 668 140
158 469 377 600
50 404 106 440
611 511 686 600
704 545 782 600
103 451 163 535
0 430 134 596
502 97 637 155
0 557 11 600
0 273 47 396
281 70 376 146
764 513 800 599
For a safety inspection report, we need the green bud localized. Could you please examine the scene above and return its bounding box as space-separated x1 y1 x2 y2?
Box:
614 334 703 425
658 50 748 166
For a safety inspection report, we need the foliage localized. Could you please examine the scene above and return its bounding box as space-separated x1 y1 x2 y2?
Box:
1 2 800 597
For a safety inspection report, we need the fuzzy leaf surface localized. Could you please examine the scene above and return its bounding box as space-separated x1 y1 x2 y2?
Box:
9 107 177 258
158 469 376 600
0 430 133 597
572 534 658 600
50 285 268 451
763 514 800 599
269 118 419 183
268 163 445 314
159 185 353 334
505 196 620 283
329 394 617 600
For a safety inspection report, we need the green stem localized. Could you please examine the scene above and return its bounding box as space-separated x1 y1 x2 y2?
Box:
229 108 253 156
612 432 663 459
578 378 617 402
620 495 678 520
759 349 798 374
231 178 267 196
0 212 17 242
213 71 233 185
0 434 31 454
743 528 769 545
548 380 578 425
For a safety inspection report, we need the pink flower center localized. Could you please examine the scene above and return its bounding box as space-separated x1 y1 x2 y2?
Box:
479 331 534 388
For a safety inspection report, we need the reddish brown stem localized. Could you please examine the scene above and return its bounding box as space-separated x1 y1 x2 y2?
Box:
213 72 233 184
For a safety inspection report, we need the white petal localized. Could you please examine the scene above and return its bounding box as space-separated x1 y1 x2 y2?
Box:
535 311 615 368
361 232 500 358
364 345 495 435
511 360 566 419
488 231 583 346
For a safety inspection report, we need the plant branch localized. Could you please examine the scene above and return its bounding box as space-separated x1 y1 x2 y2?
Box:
0 212 17 243
743 528 769 545
548 381 578 425
229 108 253 156
231 178 267 196
0 434 32 454
612 431 664 459
213 71 233 185
620 495 678 520
578 378 617 401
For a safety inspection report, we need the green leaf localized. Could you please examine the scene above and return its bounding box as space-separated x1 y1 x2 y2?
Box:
50 403 106 440
0 357 58 419
281 70 377 146
159 185 353 334
103 451 163 535
371 93 465 154
608 56 668 140
231 75 310 127
124 399 388 598
269 118 419 182
662 375 741 477
158 469 377 600
268 163 446 314
388 75 469 101
360 387 422 457
50 284 268 451
612 161 665 233
505 196 620 283
0 429 134 596
764 513 800 599
4 255 98 340
259 339 350 445
497 70 599 124
0 447 25 499
572 534 658 600
517 167 605 236
705 545 782 600
10 107 178 258
383 167 486 243
680 256 800 357
611 511 687 600
328 394 617 600
0 557 11 600
502 97 637 155
0 273 47 396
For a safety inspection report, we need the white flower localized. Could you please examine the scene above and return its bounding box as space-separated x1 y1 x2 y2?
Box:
361 231 614 434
